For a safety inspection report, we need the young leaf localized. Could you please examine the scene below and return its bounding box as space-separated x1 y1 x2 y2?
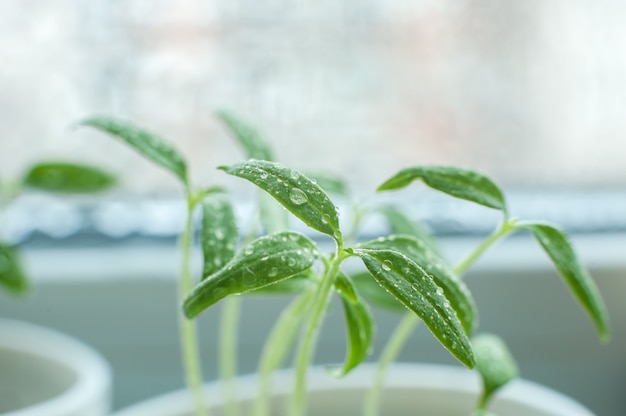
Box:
0 244 28 294
473 333 519 410
353 248 475 368
377 166 507 214
332 273 374 377
360 235 477 335
305 172 349 197
22 162 116 194
201 193 238 277
216 110 274 161
516 221 610 340
351 271 405 312
79 116 188 184
219 160 342 242
184 231 317 318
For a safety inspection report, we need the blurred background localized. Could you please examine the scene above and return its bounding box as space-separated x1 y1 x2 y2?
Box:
1 1 625 415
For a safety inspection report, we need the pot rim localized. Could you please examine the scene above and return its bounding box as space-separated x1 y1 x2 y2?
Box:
113 362 594 416
0 318 112 416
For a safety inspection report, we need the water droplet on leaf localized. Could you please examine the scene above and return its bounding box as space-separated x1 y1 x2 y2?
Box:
382 260 392 271
289 188 308 205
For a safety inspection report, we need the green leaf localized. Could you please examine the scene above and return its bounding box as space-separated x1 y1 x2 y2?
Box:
79 116 188 184
378 205 439 253
377 166 507 214
250 271 313 295
259 192 290 234
332 273 374 377
360 235 477 335
219 160 342 242
22 162 115 194
353 247 475 368
516 221 610 340
351 271 405 312
0 244 28 294
473 333 518 410
201 193 238 277
216 110 274 161
305 172 349 197
184 231 317 318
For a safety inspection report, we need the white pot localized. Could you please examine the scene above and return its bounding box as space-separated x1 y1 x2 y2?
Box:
0 319 112 416
113 363 594 416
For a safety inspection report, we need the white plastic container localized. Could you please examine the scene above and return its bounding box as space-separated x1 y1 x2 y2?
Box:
0 319 112 416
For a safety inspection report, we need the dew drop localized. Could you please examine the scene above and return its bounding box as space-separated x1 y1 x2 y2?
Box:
288 258 296 267
290 170 300 180
268 267 278 277
382 260 392 271
215 229 225 240
260 171 269 179
244 246 254 256
289 188 308 205
261 256 269 261
436 287 444 297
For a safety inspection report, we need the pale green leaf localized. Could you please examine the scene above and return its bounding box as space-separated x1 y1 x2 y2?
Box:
332 273 374 377
184 231 317 318
350 271 404 312
201 193 238 277
305 172 349 197
79 116 188 184
219 160 341 241
473 333 518 410
216 110 273 161
0 244 28 294
377 166 507 214
516 221 610 340
353 247 475 368
360 235 477 335
22 162 115 194
378 205 439 253
259 192 290 234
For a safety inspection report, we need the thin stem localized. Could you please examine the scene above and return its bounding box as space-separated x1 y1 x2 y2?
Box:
363 312 420 416
253 291 314 416
179 199 209 416
364 218 518 416
291 250 346 415
220 296 241 416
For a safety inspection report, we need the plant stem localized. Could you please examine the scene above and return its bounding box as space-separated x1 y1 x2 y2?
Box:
291 250 345 416
364 218 517 416
179 200 209 416
363 312 420 416
253 291 314 416
220 296 241 416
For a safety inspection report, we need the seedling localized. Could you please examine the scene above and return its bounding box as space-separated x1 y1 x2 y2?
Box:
78 113 609 416
0 161 114 294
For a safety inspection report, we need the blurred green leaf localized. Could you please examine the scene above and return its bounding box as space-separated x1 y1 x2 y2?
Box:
360 235 477 335
305 172 349 197
22 162 115 194
219 160 342 242
473 333 518 410
350 271 404 312
516 221 610 340
216 110 274 161
0 244 28 294
332 273 374 377
378 205 439 253
201 193 238 277
184 231 317 318
353 247 474 368
79 116 188 184
377 166 507 214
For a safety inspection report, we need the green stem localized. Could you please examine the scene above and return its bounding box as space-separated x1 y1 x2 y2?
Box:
253 291 314 416
291 250 346 416
363 312 420 416
220 296 241 416
179 199 209 416
364 218 517 416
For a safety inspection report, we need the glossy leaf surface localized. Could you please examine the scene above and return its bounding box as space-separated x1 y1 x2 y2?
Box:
332 273 374 376
360 235 476 334
354 247 474 368
473 333 518 408
517 221 610 340
80 116 188 183
216 110 273 161
201 193 238 277
184 232 317 318
377 166 507 213
0 244 27 294
22 162 115 193
219 160 341 241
